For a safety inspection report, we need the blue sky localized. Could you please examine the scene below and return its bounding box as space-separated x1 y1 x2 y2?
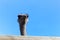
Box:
0 0 60 36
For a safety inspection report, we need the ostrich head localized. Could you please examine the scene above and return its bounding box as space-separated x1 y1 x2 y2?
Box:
18 14 28 25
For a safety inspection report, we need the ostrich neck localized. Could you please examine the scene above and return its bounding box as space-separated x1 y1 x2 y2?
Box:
20 24 26 36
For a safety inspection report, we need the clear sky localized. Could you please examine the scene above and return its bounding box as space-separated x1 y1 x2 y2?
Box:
0 0 60 36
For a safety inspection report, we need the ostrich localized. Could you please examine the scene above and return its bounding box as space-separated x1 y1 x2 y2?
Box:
17 14 28 36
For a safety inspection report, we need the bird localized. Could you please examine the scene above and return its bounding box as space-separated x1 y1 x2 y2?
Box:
17 14 29 36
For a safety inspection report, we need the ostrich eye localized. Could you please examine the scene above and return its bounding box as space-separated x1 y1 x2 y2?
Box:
18 15 22 18
27 15 28 18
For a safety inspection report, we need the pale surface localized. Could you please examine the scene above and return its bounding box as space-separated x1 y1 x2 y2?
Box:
0 36 60 40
